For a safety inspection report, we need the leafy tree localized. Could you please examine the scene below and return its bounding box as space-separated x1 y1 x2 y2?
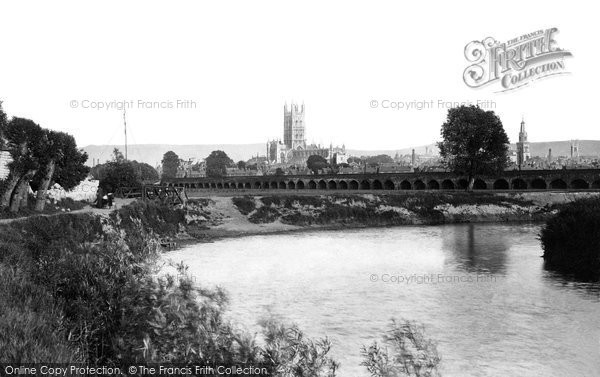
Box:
365 154 394 166
306 155 329 174
31 130 89 211
137 162 159 182
112 148 125 163
0 118 46 212
205 150 233 178
437 105 509 191
237 160 246 170
0 101 7 150
91 158 157 193
161 151 179 179
274 167 285 176
97 161 139 193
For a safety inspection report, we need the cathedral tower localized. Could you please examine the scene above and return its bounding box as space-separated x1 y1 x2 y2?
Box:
283 102 306 150
516 118 531 168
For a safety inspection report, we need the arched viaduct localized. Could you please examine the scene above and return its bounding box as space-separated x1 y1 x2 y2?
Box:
163 169 600 192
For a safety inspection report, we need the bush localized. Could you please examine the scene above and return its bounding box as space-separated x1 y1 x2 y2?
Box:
540 198 600 280
249 206 280 224
362 319 441 377
0 200 342 373
232 196 256 215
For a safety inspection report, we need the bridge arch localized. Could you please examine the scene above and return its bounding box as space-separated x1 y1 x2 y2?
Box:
360 180 371 190
512 178 527 190
384 180 395 190
288 181 296 189
308 180 317 189
427 180 440 190
210 182 217 189
278 181 286 189
224 183 231 189
457 179 468 190
349 180 359 190
441 179 455 190
593 180 600 189
493 179 509 190
400 180 412 190
217 183 223 189
328 180 337 190
473 179 487 190
244 182 251 189
531 178 547 190
339 180 348 190
318 180 327 190
297 181 305 189
253 182 261 189
372 180 383 190
549 179 567 189
571 179 589 189
414 180 426 190
237 182 244 189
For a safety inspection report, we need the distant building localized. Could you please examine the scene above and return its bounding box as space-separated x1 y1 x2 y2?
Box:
267 102 345 165
570 140 580 162
516 119 531 168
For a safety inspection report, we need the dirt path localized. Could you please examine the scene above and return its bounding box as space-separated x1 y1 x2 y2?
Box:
0 198 135 225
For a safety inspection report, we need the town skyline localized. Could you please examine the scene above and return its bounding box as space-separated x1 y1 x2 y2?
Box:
1 1 599 150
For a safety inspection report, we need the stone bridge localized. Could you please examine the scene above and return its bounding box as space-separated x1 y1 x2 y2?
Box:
163 169 600 191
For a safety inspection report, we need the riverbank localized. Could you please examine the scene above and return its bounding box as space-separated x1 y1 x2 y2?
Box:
184 191 600 241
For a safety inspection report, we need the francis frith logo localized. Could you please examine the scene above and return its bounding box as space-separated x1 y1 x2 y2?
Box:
463 28 572 92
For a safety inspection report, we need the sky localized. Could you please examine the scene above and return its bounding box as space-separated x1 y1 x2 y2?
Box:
1 0 598 151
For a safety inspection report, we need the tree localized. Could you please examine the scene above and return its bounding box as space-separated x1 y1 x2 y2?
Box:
31 130 89 211
437 105 509 191
112 148 125 163
0 118 46 212
274 167 285 176
365 154 394 167
237 160 246 170
0 101 7 150
91 158 157 193
161 151 179 179
306 155 329 174
205 150 233 178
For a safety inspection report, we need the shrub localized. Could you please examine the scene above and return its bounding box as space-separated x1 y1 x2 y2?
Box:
540 198 600 280
362 319 441 377
232 196 256 215
249 206 280 224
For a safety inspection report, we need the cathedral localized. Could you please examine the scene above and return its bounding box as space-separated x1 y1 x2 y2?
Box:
267 102 346 165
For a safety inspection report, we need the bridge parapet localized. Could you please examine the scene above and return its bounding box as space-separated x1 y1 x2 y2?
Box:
162 169 600 191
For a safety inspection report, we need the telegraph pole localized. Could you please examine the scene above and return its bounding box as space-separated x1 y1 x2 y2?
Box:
123 108 128 161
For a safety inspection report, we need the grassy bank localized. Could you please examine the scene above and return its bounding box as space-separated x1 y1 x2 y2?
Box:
0 200 346 374
229 192 555 228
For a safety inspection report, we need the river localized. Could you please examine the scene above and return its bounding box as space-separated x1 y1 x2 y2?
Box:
165 224 600 376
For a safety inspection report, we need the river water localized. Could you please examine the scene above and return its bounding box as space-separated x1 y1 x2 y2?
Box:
165 224 600 376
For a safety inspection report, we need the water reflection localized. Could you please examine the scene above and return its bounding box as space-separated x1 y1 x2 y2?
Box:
441 224 510 275
541 269 600 301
